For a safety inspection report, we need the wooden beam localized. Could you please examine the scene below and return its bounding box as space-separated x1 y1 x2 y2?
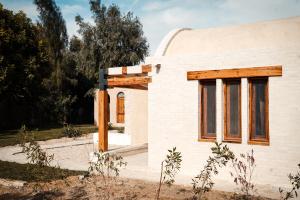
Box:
187 66 282 80
107 73 147 78
98 90 108 151
142 64 152 73
114 84 148 90
108 76 151 86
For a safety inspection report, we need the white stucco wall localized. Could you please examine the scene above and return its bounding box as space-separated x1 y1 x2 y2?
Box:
146 17 300 197
94 88 148 145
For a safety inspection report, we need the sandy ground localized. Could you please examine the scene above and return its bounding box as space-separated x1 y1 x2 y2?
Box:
0 134 283 199
0 133 126 171
0 175 274 200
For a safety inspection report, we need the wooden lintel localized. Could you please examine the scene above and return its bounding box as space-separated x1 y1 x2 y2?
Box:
187 66 282 80
108 76 151 86
98 90 108 151
142 64 152 73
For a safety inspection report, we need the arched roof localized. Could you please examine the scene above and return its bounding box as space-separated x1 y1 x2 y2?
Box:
155 17 300 57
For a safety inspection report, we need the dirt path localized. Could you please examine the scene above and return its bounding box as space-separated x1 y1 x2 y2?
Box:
0 175 273 200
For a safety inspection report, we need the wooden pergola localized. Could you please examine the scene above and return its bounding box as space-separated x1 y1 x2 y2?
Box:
98 65 152 151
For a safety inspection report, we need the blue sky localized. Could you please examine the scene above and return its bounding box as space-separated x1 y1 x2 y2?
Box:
1 0 300 55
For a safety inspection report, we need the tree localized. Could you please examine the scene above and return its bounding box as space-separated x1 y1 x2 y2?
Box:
34 0 68 89
0 3 51 129
76 0 149 80
34 0 79 123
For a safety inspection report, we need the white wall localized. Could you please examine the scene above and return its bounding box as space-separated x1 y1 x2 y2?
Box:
94 88 148 145
146 17 300 196
125 89 148 145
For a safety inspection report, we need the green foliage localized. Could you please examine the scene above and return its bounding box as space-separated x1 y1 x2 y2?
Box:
18 125 54 167
89 151 127 199
0 124 97 147
192 142 235 200
163 147 182 186
62 124 82 138
34 0 80 124
0 3 51 129
34 0 68 70
18 125 62 192
279 164 300 200
89 151 127 181
75 0 149 75
0 160 85 182
0 0 148 130
156 147 182 200
230 149 256 199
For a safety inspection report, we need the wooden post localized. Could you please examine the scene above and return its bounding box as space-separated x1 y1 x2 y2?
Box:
98 89 108 151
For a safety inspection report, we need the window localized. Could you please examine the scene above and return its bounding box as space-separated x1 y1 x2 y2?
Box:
249 78 269 145
223 79 241 142
200 80 216 140
116 92 125 123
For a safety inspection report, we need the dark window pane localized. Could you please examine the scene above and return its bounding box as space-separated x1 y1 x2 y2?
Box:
227 81 240 136
202 81 216 137
251 79 267 138
206 83 216 134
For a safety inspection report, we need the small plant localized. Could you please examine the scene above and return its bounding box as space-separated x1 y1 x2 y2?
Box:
19 125 54 167
192 142 235 200
18 125 59 192
62 124 82 138
89 151 127 199
279 163 300 200
230 149 256 199
156 147 182 200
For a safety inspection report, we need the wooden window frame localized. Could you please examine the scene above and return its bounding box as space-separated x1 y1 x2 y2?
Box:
223 79 242 143
248 77 269 145
199 80 216 142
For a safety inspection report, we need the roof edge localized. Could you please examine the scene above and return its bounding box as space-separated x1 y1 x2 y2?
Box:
154 28 192 57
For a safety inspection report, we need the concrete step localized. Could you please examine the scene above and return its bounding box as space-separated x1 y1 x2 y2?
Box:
108 143 148 156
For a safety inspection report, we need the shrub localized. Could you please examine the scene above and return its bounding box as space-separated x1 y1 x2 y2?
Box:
62 124 82 138
89 151 127 199
192 142 235 200
279 163 300 200
230 149 256 199
19 125 54 167
156 147 182 199
18 125 64 192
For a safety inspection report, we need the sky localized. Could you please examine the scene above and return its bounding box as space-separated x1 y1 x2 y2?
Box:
1 0 300 55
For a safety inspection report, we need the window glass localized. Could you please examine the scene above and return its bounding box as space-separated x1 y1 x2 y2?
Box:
201 80 216 138
251 79 267 138
224 80 241 140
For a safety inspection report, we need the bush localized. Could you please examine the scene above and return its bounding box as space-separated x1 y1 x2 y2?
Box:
89 151 127 199
230 149 256 199
192 142 235 200
279 163 300 200
156 147 182 199
18 125 65 192
18 125 54 167
62 124 82 138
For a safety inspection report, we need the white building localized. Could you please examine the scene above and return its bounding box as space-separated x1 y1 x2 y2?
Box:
95 16 300 194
